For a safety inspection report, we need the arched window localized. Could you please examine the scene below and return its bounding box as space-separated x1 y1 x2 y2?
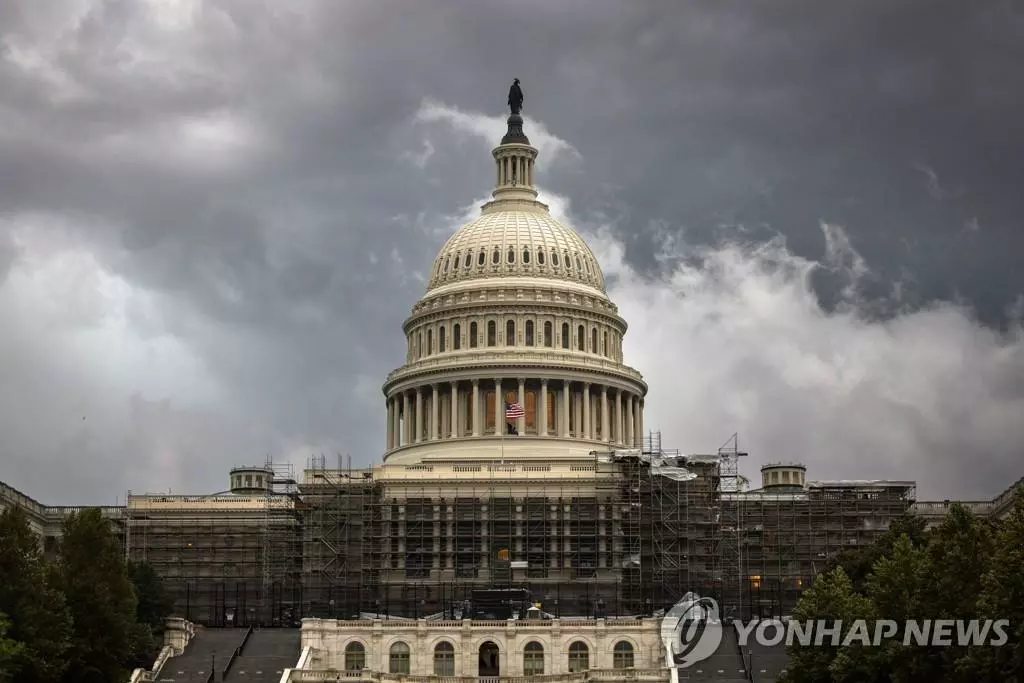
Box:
591 328 597 353
470 322 478 348
538 250 545 265
477 250 485 266
577 325 585 351
443 256 449 273
523 641 544 676
525 320 534 346
552 252 560 266
453 323 461 350
427 329 433 355
389 642 410 674
439 326 446 352
417 332 423 357
603 331 608 356
575 255 583 271
506 320 516 346
544 321 553 347
508 248 515 264
464 252 472 268
434 641 455 676
561 323 569 349
613 641 634 669
568 641 589 672
522 248 530 264
345 642 365 671
492 249 500 264
566 253 573 269
487 321 496 346
584 258 591 274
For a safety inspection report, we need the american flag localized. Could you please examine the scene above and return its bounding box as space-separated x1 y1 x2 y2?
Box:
505 401 525 419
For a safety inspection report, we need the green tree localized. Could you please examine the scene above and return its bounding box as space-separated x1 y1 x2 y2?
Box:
0 610 26 683
0 505 71 683
59 508 139 683
778 567 873 683
958 486 1024 682
828 514 928 593
126 561 173 670
128 561 173 634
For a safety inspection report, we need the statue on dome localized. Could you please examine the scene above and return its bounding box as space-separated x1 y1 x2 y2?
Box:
508 78 524 115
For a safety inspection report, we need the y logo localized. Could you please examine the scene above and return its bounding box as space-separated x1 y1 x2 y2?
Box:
660 593 722 669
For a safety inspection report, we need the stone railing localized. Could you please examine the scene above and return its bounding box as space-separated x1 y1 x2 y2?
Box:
285 669 668 683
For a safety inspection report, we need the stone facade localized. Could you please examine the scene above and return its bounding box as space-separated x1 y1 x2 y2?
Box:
300 617 664 678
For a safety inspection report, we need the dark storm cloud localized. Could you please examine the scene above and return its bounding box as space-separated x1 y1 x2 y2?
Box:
0 0 1022 503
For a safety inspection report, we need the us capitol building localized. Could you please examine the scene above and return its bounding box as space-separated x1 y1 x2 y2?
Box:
2 85 1020 682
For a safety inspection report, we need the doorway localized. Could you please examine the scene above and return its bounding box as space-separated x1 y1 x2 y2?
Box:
478 641 500 677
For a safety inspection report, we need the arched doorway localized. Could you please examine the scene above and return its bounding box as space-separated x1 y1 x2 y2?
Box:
478 641 500 677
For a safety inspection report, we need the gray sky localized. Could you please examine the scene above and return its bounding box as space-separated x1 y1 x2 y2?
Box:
1 0 1022 504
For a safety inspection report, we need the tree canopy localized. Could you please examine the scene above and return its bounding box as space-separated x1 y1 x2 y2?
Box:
780 485 1024 682
0 505 172 683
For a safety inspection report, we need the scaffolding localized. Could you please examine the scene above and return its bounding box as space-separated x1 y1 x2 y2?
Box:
123 466 302 627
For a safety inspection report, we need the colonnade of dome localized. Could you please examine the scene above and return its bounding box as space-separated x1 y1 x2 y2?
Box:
385 378 644 450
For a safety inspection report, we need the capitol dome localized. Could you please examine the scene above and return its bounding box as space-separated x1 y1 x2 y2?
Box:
427 210 606 294
381 107 646 466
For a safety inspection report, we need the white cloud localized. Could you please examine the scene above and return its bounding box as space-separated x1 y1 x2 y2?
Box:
413 99 580 166
574 220 1024 499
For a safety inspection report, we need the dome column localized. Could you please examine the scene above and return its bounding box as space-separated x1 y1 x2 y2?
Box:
403 392 412 445
615 390 623 446
386 398 394 450
450 382 459 438
583 383 592 440
517 378 526 435
561 381 570 437
638 399 645 449
539 379 548 436
472 380 481 436
494 378 503 436
392 397 401 448
601 387 609 443
415 388 424 443
622 395 630 448
431 384 440 441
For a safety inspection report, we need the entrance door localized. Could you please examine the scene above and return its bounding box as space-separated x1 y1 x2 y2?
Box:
478 641 500 678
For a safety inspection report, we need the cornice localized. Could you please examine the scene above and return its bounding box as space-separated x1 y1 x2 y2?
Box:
381 352 647 395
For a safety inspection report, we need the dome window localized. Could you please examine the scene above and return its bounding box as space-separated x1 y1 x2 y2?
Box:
577 325 584 351
443 256 450 274
552 252 559 266
452 323 461 350
469 322 478 348
561 323 570 349
566 253 573 269
487 321 496 346
591 328 597 353
477 251 485 266
439 326 446 352
584 259 591 274
525 320 534 346
544 321 553 347
576 255 583 271
506 319 516 346
507 248 515 264
492 249 500 265
538 250 545 265
464 252 472 268
522 249 530 264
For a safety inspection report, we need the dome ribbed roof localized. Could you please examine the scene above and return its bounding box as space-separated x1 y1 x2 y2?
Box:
426 208 605 293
